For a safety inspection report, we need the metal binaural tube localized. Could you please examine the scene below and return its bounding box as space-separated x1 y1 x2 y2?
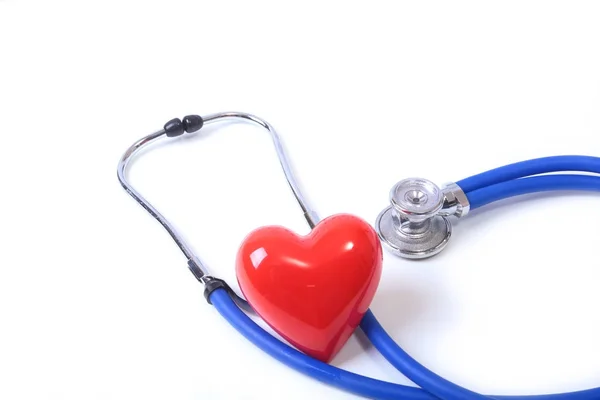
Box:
117 112 319 282
202 112 320 229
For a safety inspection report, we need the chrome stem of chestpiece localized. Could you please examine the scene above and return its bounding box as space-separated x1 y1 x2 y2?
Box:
375 178 470 259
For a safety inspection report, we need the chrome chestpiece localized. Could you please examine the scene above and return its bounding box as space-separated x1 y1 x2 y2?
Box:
375 178 470 259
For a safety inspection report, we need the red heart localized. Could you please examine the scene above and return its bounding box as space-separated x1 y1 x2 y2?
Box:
235 213 383 362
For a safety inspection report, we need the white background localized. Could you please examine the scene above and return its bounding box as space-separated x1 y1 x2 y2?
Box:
1 1 600 399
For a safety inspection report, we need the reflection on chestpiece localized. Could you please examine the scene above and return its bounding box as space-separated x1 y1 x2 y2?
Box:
376 178 470 259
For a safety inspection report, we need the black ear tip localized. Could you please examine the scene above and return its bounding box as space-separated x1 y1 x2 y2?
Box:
163 115 203 137
164 118 184 137
182 115 204 133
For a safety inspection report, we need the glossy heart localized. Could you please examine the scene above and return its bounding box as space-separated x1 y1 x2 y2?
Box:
235 214 383 362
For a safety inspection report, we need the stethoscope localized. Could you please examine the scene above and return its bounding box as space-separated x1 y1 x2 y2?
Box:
118 111 600 400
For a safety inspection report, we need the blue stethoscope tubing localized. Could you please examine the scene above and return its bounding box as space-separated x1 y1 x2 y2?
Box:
209 155 600 400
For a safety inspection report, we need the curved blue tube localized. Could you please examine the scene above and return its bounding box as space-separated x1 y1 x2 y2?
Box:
209 160 600 400
361 311 600 400
362 172 600 400
456 156 600 193
467 174 600 210
212 287 600 400
360 310 486 400
209 288 435 400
